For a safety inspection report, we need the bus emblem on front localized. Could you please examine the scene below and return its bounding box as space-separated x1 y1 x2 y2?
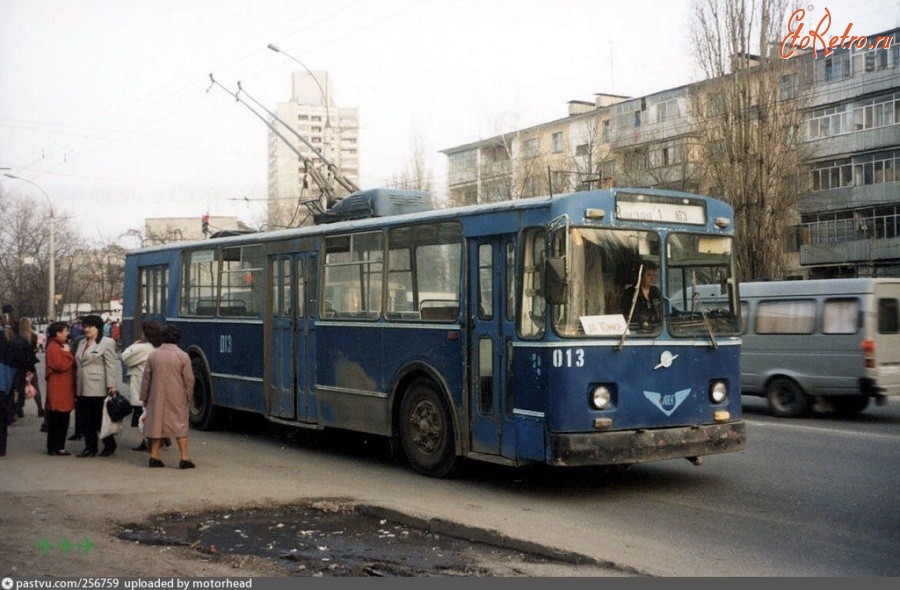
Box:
643 388 691 416
654 350 679 370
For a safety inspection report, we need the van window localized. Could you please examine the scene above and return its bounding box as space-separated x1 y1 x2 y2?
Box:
878 298 900 334
822 298 859 334
755 299 816 334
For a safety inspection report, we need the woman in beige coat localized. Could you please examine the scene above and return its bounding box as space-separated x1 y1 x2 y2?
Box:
139 324 195 469
75 315 120 457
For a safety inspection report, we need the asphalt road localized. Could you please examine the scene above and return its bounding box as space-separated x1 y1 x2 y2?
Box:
3 358 899 576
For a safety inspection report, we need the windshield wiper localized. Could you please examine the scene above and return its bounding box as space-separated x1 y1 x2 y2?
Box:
616 265 643 351
690 272 718 349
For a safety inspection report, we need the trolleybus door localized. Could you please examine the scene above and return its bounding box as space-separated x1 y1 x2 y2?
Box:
468 237 508 455
267 253 316 422
268 255 297 419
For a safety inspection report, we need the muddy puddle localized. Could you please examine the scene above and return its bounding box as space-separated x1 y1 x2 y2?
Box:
118 500 573 577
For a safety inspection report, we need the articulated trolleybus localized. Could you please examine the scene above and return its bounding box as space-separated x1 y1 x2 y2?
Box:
122 187 746 477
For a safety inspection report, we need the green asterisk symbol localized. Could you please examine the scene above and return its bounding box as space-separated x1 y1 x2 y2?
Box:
56 537 73 555
35 537 54 555
77 537 95 554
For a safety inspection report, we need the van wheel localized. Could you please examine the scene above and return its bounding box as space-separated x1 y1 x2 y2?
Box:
766 378 809 418
399 379 458 478
829 395 870 418
190 355 219 430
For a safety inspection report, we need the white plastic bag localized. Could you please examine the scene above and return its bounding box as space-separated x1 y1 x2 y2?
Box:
99 400 122 439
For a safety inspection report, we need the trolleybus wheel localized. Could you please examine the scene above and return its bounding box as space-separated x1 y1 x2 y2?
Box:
766 377 809 418
399 379 457 478
190 355 220 430
828 395 870 418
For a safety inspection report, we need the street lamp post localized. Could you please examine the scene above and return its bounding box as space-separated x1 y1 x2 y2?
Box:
266 43 330 128
4 174 55 322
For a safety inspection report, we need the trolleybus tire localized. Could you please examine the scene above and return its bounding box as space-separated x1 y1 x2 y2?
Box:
190 355 220 430
399 379 458 478
766 377 810 418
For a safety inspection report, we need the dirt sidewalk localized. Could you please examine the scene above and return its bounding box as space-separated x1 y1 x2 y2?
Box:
0 401 624 577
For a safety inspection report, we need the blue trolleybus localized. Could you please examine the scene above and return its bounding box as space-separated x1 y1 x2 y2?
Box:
122 187 746 477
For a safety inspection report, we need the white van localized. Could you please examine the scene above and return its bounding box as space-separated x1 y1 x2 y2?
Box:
738 278 900 417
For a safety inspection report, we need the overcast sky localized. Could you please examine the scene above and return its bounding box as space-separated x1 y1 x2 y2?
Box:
0 0 895 239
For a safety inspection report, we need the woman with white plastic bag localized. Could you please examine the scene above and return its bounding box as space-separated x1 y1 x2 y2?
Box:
120 321 162 451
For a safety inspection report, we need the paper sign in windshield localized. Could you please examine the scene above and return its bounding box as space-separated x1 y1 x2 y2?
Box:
580 314 628 336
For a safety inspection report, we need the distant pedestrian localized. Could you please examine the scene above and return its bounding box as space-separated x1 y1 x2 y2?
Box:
17 317 46 426
0 306 18 457
140 324 195 469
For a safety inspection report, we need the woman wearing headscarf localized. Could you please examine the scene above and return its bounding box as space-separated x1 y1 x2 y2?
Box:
74 315 120 457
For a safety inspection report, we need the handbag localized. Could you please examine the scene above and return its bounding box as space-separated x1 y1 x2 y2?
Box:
24 374 36 400
105 393 133 423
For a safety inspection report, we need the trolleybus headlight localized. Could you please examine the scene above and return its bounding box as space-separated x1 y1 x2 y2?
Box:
591 386 613 410
709 381 728 404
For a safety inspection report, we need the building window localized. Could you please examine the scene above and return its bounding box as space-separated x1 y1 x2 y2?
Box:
523 137 539 157
817 51 851 82
779 73 799 101
551 132 563 153
575 144 589 157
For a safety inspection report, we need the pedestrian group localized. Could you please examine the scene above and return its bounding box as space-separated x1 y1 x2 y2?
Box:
0 309 196 469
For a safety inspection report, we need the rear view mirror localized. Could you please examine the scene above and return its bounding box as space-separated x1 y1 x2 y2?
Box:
545 257 567 305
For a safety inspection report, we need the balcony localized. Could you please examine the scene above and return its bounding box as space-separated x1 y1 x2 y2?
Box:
801 236 900 265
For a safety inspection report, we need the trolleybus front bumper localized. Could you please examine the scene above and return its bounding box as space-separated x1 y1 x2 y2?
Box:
549 421 746 467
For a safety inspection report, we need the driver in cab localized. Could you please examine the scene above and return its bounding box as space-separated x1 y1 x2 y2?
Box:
621 259 662 331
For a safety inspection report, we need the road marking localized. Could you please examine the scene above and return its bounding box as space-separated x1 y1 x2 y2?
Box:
745 418 900 442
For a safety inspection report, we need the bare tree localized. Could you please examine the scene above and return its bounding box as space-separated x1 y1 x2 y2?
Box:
690 0 808 280
386 127 434 194
0 191 83 320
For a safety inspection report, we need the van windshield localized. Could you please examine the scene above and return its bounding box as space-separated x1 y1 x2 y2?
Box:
666 233 741 337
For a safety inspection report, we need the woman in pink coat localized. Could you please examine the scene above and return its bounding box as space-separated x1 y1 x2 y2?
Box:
139 324 195 469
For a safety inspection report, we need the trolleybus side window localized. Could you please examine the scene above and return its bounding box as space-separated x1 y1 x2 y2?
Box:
323 232 384 319
139 265 168 316
386 222 462 322
181 249 218 316
220 245 264 317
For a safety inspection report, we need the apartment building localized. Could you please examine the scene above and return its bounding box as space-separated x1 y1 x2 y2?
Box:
798 29 900 278
267 70 359 227
442 94 628 206
442 27 899 279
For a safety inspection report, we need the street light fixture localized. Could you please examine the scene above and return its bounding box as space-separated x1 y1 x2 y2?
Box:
266 43 330 128
3 173 55 322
